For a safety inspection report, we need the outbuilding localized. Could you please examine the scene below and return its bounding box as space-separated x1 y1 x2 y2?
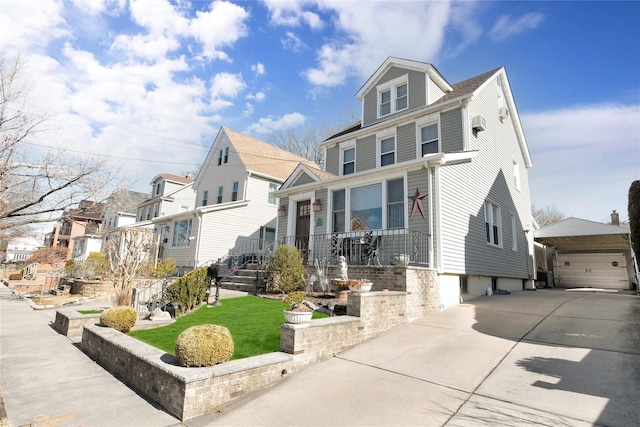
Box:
534 213 634 290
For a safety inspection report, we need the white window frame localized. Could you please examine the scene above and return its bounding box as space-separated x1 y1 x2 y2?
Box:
268 183 278 205
232 181 239 201
512 157 521 191
484 200 502 248
376 128 396 168
217 186 223 204
376 74 409 118
415 115 441 158
202 190 208 206
339 140 356 176
218 149 223 166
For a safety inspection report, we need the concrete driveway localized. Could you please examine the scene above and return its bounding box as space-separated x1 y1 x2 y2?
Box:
191 288 640 427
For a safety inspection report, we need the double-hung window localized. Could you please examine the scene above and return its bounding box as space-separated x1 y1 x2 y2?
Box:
268 183 278 205
419 123 439 156
377 75 408 118
513 159 521 190
232 182 239 201
379 136 395 167
340 145 355 175
202 190 208 206
387 179 404 228
217 186 223 204
484 201 502 247
218 150 223 166
332 189 346 233
224 147 229 164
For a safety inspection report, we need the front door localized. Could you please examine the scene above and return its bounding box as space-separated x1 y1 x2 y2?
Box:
295 200 311 262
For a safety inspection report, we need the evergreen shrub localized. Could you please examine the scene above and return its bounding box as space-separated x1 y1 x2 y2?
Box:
174 324 234 367
100 306 137 333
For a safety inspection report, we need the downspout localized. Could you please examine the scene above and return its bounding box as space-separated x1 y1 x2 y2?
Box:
194 210 203 268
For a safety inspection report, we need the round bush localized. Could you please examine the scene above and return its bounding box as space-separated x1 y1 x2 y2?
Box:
99 306 137 333
175 324 234 367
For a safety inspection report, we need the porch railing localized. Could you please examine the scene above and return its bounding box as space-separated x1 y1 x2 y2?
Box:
278 229 430 267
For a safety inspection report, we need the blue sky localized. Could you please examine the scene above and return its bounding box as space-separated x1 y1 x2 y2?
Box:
1 0 638 224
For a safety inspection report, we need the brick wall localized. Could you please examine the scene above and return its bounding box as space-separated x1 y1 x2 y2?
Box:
72 279 113 296
54 308 101 337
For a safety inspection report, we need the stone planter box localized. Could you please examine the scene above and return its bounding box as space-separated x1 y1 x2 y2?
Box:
54 308 103 338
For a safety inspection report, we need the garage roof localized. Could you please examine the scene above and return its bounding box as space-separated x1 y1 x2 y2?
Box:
534 217 630 251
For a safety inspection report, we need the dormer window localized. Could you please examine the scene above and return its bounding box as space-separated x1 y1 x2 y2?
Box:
155 181 163 195
377 75 408 118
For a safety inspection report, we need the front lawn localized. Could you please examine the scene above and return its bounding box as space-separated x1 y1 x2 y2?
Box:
128 295 326 360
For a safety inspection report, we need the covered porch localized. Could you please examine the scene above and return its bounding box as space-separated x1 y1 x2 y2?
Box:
279 228 431 268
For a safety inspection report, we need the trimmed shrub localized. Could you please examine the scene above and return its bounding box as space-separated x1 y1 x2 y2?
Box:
175 324 234 367
165 266 209 316
629 181 640 265
267 244 306 293
99 306 137 333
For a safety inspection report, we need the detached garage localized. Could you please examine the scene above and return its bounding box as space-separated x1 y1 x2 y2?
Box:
534 215 634 290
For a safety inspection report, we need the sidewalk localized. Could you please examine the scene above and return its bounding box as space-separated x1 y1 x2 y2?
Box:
0 283 182 427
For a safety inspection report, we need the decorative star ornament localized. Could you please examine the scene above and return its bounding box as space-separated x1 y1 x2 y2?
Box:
409 188 427 221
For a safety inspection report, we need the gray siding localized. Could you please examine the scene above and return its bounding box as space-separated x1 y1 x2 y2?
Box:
291 172 314 187
438 77 533 279
356 134 376 172
362 67 426 127
325 146 339 176
397 122 416 163
313 189 328 235
407 170 429 235
441 108 463 153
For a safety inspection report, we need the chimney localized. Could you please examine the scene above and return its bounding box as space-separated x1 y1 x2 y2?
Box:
611 210 620 226
186 172 192 179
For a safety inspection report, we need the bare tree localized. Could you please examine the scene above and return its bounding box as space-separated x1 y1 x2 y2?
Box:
0 54 117 239
267 109 360 166
532 204 566 227
104 226 154 306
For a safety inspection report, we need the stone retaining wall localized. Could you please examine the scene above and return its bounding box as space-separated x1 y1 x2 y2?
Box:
54 308 102 337
72 279 113 297
80 291 411 420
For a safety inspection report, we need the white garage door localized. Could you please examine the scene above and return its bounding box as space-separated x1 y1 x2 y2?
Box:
555 253 629 289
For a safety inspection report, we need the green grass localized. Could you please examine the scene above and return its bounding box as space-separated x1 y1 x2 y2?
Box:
78 309 102 315
128 295 327 360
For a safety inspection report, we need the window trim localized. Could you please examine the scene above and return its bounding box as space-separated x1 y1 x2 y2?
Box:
268 183 278 205
484 200 502 248
202 190 208 206
376 128 397 168
416 116 441 157
339 140 356 176
172 218 192 247
232 181 239 202
511 212 518 252
218 149 223 166
217 186 223 204
512 157 521 191
376 74 409 118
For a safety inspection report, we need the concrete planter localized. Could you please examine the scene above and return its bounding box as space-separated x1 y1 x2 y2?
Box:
283 310 313 324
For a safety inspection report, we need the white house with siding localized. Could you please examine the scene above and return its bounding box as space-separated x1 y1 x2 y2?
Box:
275 57 535 309
153 127 318 271
136 174 196 223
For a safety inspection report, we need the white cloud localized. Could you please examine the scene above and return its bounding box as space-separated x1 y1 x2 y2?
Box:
247 112 306 134
269 1 462 87
252 63 266 75
489 12 544 42
281 31 307 52
523 103 640 221
71 0 127 16
263 0 324 29
210 73 246 99
0 0 68 53
247 92 266 102
190 0 249 61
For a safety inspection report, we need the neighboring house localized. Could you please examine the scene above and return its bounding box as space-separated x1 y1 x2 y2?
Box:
135 173 196 223
153 127 318 271
275 57 535 311
1 237 43 263
103 189 149 232
534 213 634 289
48 200 106 260
71 234 103 262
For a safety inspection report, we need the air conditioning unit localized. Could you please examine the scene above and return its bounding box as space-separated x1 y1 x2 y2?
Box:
472 115 487 131
499 107 510 120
